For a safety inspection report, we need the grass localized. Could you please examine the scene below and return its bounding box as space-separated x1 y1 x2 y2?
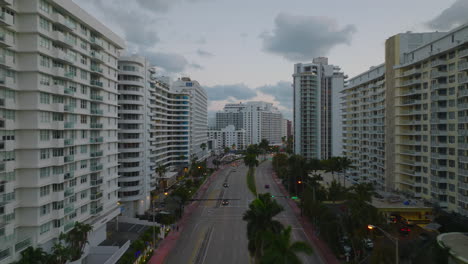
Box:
246 167 257 196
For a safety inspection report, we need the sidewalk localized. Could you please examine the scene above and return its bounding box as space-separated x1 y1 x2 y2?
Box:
271 170 340 264
149 166 225 264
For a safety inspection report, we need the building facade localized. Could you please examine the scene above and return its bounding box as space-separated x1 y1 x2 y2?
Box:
172 77 208 162
0 0 125 262
293 57 345 160
117 56 154 217
208 125 246 152
215 101 283 145
343 26 468 216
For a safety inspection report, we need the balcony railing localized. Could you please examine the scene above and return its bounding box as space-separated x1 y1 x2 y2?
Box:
64 187 74 197
90 150 103 157
90 164 103 172
90 123 103 129
90 137 104 143
64 138 74 146
90 94 103 101
90 109 103 115
64 155 74 163
64 122 74 129
90 206 103 215
90 80 103 87
64 171 74 180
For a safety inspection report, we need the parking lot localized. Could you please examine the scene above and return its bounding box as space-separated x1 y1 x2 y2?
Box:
100 222 149 247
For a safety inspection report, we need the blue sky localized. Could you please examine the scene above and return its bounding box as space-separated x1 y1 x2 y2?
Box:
74 0 466 119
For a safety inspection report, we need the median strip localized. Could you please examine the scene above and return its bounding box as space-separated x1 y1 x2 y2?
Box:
246 167 257 196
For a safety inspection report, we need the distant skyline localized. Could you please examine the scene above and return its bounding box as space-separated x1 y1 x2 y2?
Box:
74 0 466 119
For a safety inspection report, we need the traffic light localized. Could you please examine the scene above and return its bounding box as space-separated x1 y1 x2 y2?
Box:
291 196 298 200
271 195 275 198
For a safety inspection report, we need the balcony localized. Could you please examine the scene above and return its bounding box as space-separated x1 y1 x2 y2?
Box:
52 13 74 32
90 164 103 172
89 50 104 61
90 191 103 200
64 122 74 129
64 104 74 112
90 94 103 101
89 36 104 49
90 108 103 115
90 123 103 129
90 178 103 186
64 187 74 197
64 204 74 215
90 206 103 215
64 221 75 232
90 137 104 143
64 87 75 95
459 62 468 72
90 65 103 74
64 171 74 180
431 70 448 79
431 59 446 67
64 155 74 163
90 150 103 158
64 138 74 146
399 79 422 87
0 12 13 27
52 31 74 48
459 49 468 58
459 76 468 84
90 80 103 88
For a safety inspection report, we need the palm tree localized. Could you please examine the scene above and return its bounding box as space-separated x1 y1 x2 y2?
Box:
243 193 284 261
156 164 167 179
243 153 259 169
259 139 270 160
321 157 340 181
62 222 93 261
13 247 50 264
200 143 207 152
260 226 313 264
50 242 72 264
337 156 354 188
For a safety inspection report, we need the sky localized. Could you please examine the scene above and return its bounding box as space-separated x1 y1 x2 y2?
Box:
73 0 468 119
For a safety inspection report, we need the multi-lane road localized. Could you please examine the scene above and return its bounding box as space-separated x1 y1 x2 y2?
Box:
164 159 323 264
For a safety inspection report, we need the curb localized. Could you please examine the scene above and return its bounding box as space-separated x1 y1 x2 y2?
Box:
149 165 225 264
270 170 340 264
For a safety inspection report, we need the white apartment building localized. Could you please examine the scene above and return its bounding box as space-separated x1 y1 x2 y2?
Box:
215 101 283 145
117 56 154 217
0 0 125 262
342 65 386 189
208 125 246 153
172 77 208 162
293 58 345 160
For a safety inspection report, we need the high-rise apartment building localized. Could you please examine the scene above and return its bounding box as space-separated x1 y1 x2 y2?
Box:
208 125 246 153
215 101 283 145
117 56 154 217
343 25 468 216
0 0 125 262
293 57 345 160
172 77 208 162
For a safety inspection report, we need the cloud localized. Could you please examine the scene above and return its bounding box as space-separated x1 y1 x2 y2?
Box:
257 81 293 110
205 84 257 101
260 13 357 61
189 63 204 70
74 0 202 73
426 0 468 30
196 49 214 57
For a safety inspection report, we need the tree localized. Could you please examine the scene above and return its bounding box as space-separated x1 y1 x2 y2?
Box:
261 226 313 264
156 164 167 179
259 139 270 160
61 222 93 261
13 247 51 264
224 146 230 154
321 157 340 181
336 156 354 188
212 159 221 169
243 194 284 261
244 153 259 169
246 144 261 157
286 136 293 154
50 242 72 264
200 143 207 152
328 180 347 203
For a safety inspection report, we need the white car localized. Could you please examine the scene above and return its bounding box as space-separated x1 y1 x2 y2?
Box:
363 238 374 249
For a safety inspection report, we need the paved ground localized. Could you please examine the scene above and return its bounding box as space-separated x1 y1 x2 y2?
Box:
101 222 148 247
163 163 253 264
255 159 324 264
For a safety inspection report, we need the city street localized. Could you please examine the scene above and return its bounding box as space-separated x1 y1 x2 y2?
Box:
164 159 323 264
255 159 323 264
164 163 253 264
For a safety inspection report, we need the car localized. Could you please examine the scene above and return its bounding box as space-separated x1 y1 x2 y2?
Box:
223 183 228 188
363 238 374 249
265 184 270 189
221 199 229 206
399 226 411 236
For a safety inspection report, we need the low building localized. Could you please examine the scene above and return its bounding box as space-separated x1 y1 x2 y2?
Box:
437 232 468 264
208 125 246 153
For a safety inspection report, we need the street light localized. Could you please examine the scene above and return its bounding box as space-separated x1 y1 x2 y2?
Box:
368 224 399 264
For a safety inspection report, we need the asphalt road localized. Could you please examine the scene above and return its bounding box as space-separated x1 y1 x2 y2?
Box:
255 159 323 264
165 159 323 264
164 163 253 264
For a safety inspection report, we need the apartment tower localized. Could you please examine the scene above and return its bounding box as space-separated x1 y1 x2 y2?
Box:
293 57 345 160
0 0 125 262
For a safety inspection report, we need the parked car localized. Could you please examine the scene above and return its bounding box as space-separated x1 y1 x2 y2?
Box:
223 183 228 188
265 184 270 189
399 226 411 236
221 199 229 206
363 238 374 249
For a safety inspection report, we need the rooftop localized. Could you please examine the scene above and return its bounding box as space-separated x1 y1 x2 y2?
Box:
438 232 468 263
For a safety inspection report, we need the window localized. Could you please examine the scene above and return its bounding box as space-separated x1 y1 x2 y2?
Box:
40 149 50 160
40 185 50 197
40 130 49 141
39 36 51 49
40 92 50 104
80 160 87 169
81 70 87 80
80 176 87 184
80 115 87 124
40 55 51 68
39 17 50 31
53 201 64 210
80 204 87 213
81 85 87 94
40 222 51 235
81 130 87 139
40 167 50 178
40 74 50 86
52 148 63 157
40 204 50 216
80 145 87 154
39 0 50 13
80 100 87 109
80 190 87 199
